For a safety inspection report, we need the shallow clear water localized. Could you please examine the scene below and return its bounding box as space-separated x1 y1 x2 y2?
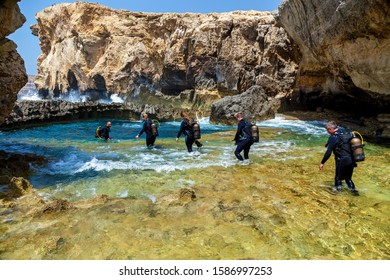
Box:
0 116 389 260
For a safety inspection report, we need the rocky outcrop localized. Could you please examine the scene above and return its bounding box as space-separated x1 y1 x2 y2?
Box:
0 150 47 179
0 0 27 125
7 177 33 197
31 0 390 126
278 0 390 115
0 100 131 128
0 150 47 199
210 86 277 124
2 98 201 127
31 2 299 118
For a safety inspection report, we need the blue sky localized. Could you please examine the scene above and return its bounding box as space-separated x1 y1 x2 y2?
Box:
9 0 283 75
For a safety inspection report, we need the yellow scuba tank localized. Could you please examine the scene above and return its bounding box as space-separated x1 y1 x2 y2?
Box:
251 124 259 142
350 131 365 162
150 120 159 136
193 122 201 139
151 122 157 136
95 126 102 138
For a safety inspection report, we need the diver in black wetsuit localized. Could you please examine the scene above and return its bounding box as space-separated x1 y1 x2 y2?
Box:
319 121 359 195
176 111 202 153
233 113 253 161
136 113 158 148
100 122 112 141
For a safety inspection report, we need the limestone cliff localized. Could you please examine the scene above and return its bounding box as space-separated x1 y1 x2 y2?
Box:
278 0 390 115
0 0 27 125
31 2 299 118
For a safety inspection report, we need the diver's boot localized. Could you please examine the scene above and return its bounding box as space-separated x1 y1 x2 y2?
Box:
346 180 359 196
334 178 342 191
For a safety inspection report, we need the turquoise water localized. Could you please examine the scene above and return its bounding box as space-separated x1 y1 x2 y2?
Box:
1 116 389 259
0 117 327 201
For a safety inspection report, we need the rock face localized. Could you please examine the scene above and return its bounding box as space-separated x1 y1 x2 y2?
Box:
210 86 277 125
0 0 27 125
31 2 299 119
1 100 130 128
278 0 390 116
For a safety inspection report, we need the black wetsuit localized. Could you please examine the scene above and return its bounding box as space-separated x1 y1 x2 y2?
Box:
321 129 356 190
234 119 253 161
177 118 202 152
100 125 111 140
138 119 157 147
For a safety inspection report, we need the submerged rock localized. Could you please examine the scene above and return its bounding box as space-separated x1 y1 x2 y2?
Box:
0 150 47 178
7 177 33 198
38 199 74 215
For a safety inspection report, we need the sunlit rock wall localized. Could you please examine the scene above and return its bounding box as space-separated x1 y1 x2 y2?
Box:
278 0 390 115
31 2 299 118
0 0 27 124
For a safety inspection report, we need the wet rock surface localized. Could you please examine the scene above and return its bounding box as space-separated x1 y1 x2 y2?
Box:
0 150 47 199
0 100 130 128
210 85 278 125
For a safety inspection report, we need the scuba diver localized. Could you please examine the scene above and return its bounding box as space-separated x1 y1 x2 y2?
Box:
96 121 112 141
176 111 203 153
135 113 158 148
233 113 254 162
319 121 359 195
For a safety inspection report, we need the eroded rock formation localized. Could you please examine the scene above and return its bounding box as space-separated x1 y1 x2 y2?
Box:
1 100 130 128
31 2 299 119
210 86 277 125
0 0 27 125
278 0 390 115
30 0 390 126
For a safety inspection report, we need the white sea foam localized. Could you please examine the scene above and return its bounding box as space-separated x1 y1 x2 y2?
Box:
117 190 129 198
176 179 195 187
42 152 85 175
74 146 239 174
258 116 326 136
144 194 157 203
18 89 41 101
18 88 124 104
109 94 124 103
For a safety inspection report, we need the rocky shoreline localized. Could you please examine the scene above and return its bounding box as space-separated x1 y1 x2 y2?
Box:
0 100 130 129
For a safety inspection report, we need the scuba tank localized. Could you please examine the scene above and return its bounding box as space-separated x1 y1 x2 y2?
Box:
95 126 102 138
251 124 259 142
150 120 159 136
350 131 365 162
193 122 201 139
150 122 158 136
243 121 259 142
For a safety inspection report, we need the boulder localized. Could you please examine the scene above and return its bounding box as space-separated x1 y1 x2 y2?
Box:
8 177 33 197
210 85 277 124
